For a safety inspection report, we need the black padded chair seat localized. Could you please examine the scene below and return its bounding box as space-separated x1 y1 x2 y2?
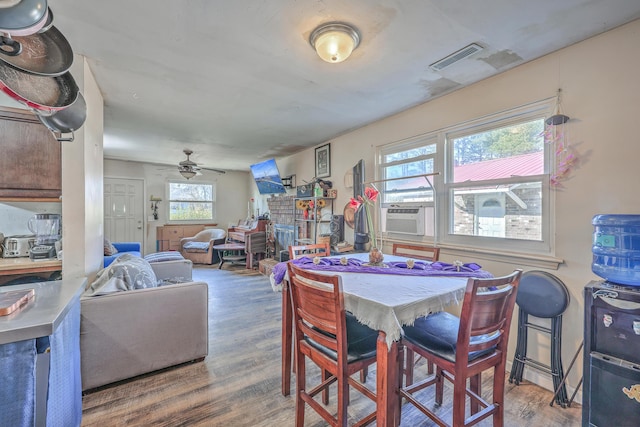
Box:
306 313 378 363
403 312 498 363
516 270 570 318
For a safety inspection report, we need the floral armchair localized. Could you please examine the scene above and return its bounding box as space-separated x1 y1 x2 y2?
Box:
180 228 227 264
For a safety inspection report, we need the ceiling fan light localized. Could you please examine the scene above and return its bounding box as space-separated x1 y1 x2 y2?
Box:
310 22 360 63
179 168 197 179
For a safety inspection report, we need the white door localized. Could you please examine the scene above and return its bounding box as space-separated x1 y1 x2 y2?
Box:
476 194 506 238
104 178 144 246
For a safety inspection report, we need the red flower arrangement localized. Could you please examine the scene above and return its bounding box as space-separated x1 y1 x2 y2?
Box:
350 186 379 249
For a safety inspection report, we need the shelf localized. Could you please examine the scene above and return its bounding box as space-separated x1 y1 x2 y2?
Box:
293 196 334 246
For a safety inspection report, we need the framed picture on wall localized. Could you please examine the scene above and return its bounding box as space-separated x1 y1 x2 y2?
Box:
315 143 331 178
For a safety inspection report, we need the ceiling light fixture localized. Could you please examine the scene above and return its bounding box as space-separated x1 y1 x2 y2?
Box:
309 22 360 63
179 167 197 180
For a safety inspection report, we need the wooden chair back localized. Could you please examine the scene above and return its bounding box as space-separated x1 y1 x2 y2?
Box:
287 263 346 360
392 243 440 261
458 270 522 359
288 242 331 260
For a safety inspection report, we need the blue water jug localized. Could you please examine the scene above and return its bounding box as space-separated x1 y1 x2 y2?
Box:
592 214 640 286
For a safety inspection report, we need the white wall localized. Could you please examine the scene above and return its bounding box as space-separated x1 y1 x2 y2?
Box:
275 19 640 399
62 56 104 281
104 159 251 253
0 202 62 236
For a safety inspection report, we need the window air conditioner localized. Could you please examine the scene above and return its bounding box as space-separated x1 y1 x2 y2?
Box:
385 207 425 235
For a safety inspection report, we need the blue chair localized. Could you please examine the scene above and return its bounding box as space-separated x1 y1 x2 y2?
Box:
104 242 141 267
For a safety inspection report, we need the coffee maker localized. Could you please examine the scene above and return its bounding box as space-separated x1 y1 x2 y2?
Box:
28 213 61 260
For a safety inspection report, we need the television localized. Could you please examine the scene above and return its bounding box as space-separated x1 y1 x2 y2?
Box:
250 158 287 194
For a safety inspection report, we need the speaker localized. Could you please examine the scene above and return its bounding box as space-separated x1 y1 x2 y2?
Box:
330 215 344 246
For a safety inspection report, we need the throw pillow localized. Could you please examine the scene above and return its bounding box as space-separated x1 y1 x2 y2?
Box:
104 238 118 256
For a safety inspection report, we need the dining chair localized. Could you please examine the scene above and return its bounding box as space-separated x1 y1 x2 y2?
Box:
392 243 441 385
288 242 372 388
288 242 331 260
398 270 522 427
287 262 378 427
392 243 440 262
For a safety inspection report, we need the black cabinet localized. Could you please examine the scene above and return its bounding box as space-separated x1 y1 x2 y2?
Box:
583 281 640 426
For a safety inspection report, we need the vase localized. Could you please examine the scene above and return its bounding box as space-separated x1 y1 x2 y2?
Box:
368 247 384 266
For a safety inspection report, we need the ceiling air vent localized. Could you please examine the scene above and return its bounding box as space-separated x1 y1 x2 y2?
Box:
429 43 483 72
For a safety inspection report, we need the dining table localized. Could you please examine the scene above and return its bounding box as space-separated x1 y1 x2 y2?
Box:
270 252 493 427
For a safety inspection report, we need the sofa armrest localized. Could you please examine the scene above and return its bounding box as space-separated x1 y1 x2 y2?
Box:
150 259 193 281
112 242 141 252
80 281 208 390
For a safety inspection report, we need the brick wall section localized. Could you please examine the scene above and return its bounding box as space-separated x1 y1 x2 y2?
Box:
452 187 542 240
267 194 295 226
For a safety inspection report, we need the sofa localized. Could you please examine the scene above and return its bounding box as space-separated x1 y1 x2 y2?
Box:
180 228 227 264
104 241 141 267
80 255 208 391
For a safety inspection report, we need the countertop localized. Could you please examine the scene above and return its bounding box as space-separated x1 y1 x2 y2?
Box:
0 257 62 276
0 277 86 345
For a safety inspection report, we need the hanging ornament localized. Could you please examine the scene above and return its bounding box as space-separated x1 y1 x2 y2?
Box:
542 89 577 187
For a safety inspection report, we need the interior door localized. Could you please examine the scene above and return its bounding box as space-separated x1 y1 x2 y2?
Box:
104 178 144 246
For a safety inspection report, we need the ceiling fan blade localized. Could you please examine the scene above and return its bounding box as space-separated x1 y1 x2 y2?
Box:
200 167 226 174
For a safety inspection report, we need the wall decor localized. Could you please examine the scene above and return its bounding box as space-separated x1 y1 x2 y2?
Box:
315 143 331 178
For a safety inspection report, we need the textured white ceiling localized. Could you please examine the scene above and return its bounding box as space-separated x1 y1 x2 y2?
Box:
44 0 640 171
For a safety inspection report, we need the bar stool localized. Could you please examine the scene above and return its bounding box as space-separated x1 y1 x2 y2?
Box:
508 271 570 407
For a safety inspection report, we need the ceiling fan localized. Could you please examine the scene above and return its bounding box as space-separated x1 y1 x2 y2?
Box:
177 149 225 179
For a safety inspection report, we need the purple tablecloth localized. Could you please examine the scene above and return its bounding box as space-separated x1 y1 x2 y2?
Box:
272 256 492 286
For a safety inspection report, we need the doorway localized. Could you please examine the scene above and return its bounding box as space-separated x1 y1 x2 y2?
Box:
104 178 144 248
476 194 506 238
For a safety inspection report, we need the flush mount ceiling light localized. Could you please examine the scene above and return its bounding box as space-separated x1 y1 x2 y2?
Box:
309 22 360 63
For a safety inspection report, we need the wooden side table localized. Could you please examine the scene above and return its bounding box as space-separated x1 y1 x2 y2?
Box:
213 243 246 269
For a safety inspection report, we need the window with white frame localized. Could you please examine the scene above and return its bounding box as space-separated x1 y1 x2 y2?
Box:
378 135 438 238
167 181 215 222
377 99 554 255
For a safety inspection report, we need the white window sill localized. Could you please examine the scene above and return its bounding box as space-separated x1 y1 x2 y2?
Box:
437 244 563 270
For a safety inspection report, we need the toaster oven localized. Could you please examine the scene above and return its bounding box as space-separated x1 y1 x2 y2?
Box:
2 235 36 258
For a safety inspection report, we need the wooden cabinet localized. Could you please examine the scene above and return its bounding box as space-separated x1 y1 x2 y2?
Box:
294 197 334 245
156 224 211 251
0 107 61 199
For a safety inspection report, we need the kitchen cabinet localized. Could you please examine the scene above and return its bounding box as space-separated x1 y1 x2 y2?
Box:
294 197 334 245
0 107 62 200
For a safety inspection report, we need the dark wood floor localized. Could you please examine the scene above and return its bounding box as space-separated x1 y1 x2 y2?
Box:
81 266 581 426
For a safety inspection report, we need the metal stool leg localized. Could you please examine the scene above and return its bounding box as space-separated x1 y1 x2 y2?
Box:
509 310 528 385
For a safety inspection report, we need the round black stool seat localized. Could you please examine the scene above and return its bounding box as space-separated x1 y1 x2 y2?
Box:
516 270 570 318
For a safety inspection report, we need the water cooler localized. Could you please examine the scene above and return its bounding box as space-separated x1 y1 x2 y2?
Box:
584 215 640 426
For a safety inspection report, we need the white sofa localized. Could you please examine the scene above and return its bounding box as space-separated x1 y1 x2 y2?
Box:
80 259 208 391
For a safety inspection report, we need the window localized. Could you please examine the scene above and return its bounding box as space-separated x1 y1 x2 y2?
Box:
377 99 554 255
379 135 438 238
167 181 215 221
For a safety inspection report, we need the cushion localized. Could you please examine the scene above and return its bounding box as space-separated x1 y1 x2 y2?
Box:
104 238 118 256
305 312 378 363
144 252 185 263
183 241 211 252
86 254 158 296
403 312 498 363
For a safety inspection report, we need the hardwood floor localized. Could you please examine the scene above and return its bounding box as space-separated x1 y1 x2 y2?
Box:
81 266 581 426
